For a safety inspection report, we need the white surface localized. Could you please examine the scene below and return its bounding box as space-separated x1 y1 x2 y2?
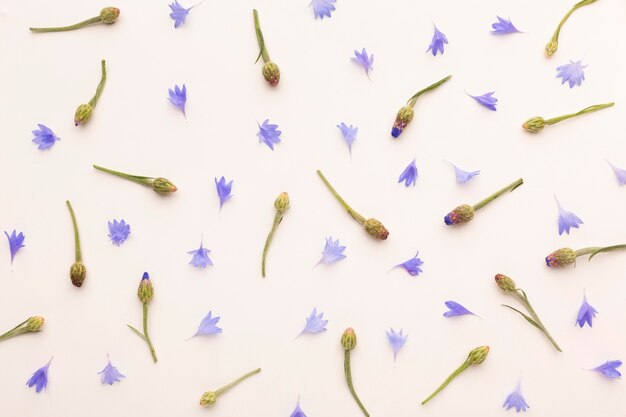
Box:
1 0 626 416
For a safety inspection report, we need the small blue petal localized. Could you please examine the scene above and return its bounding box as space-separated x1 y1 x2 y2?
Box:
168 84 187 115
337 122 358 154
215 176 234 209
427 25 448 56
290 399 308 417
188 239 213 268
4 230 25 264
169 1 193 28
503 380 530 412
193 310 223 337
468 92 497 111
398 159 418 187
576 293 598 328
26 358 52 393
555 197 583 235
393 251 424 276
32 124 60 150
108 219 131 246
556 60 587 88
491 16 521 34
443 301 475 317
448 162 480 184
607 160 626 185
351 48 374 77
386 328 407 361
316 236 346 265
310 0 336 19
299 307 328 335
257 119 282 150
592 360 622 379
99 355 125 385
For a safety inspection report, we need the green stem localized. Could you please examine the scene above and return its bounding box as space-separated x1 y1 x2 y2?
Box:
587 244 626 261
253 9 270 63
66 200 82 262
143 303 158 363
261 212 283 278
407 75 452 107
89 60 107 108
574 247 602 257
0 318 29 342
215 368 261 396
549 0 598 45
93 164 153 187
515 291 562 352
317 170 365 224
29 16 102 33
472 178 523 211
344 350 370 417
421 361 470 405
545 103 614 126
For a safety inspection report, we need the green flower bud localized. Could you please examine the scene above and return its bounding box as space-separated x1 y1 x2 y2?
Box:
100 7 120 24
74 103 93 126
545 247 576 268
444 204 475 225
137 272 154 304
466 345 489 365
495 274 516 294
397 105 414 125
199 391 218 407
151 177 178 194
522 116 546 133
363 218 389 240
262 62 280 87
545 40 558 57
26 316 45 332
70 261 87 287
274 192 290 213
341 327 357 351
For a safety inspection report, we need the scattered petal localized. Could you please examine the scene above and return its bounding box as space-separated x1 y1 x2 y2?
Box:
26 358 52 393
31 124 60 150
169 1 193 28
257 119 282 150
299 308 328 335
168 84 187 115
491 16 521 34
503 380 530 412
215 176 234 210
316 236 346 265
576 293 598 328
448 162 480 184
607 160 626 185
556 60 587 88
398 159 418 187
193 310 223 336
427 25 448 56
98 355 125 385
351 48 374 77
386 328 407 361
443 301 475 317
108 219 131 246
336 122 358 154
555 197 583 235
310 0 336 19
592 360 622 379
290 399 308 417
393 251 424 276
188 239 213 268
468 91 498 111
4 230 25 264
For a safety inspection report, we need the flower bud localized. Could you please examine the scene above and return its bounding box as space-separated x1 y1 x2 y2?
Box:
70 261 86 287
495 274 516 294
444 204 475 225
26 316 45 332
274 192 290 213
522 116 546 133
363 218 389 240
137 272 154 304
74 103 93 126
391 106 414 138
466 345 489 365
262 62 280 87
545 247 576 268
545 40 558 57
341 327 357 351
100 7 120 24
152 177 177 194
199 391 218 407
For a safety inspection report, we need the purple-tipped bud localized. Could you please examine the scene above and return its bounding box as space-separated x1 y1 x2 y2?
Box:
444 204 475 225
137 272 154 303
74 103 93 126
70 261 86 287
495 274 516 293
391 106 414 139
262 62 280 87
364 218 389 240
152 178 177 194
466 345 489 365
100 7 120 24
341 327 357 351
545 247 576 268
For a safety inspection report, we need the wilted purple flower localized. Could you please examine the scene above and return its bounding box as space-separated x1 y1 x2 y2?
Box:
257 119 282 150
607 160 626 185
310 0 336 19
427 25 448 56
443 301 475 317
169 1 193 28
108 219 131 246
555 197 583 235
168 84 187 115
215 176 233 209
193 310 223 337
592 360 622 379
386 328 407 361
337 122 358 154
5 230 25 265
31 124 60 150
290 399 307 417
299 307 328 335
316 236 346 265
556 60 586 88
576 293 598 328
491 16 521 34
98 354 125 385
26 358 52 393
468 92 498 111
188 239 213 268
503 380 529 412
448 162 480 184
393 251 424 276
398 159 418 187
352 48 374 77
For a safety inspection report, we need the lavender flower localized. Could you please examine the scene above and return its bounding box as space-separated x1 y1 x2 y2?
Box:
427 25 448 56
607 160 626 185
99 354 125 385
352 48 374 78
556 197 583 235
215 176 233 209
448 162 480 184
299 308 328 335
188 239 213 268
468 92 497 111
5 230 25 265
556 60 586 88
398 159 418 187
168 84 187 116
393 251 424 276
576 293 598 328
591 360 622 379
108 219 130 246
257 119 282 150
386 328 407 361
491 16 521 34
310 0 336 19
26 358 52 393
443 301 475 317
290 399 308 417
31 124 60 150
193 310 222 337
503 380 530 412
169 1 193 28
316 236 346 265
337 123 358 154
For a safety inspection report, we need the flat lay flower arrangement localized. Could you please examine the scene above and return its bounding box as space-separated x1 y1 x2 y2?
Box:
1 0 626 416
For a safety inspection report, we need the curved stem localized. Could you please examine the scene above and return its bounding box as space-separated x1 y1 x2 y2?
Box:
407 75 452 107
421 361 470 405
344 350 370 417
550 0 598 45
317 170 365 224
515 291 562 352
253 9 270 63
93 164 153 187
143 303 158 363
29 16 101 33
472 178 523 211
587 244 626 261
261 212 283 277
89 60 107 108
66 200 82 262
574 247 602 257
215 368 261 396
545 103 614 126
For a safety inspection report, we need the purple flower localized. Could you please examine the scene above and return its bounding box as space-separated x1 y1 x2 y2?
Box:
398 159 418 187
215 176 233 210
337 122 358 155
310 0 336 19
393 251 424 276
193 310 222 337
188 239 213 268
108 219 130 246
31 124 60 150
555 196 583 235
556 60 586 88
290 399 307 417
592 360 622 379
576 293 598 328
257 119 282 150
98 354 125 385
299 307 328 335
352 48 374 78
448 162 480 184
316 236 346 265
443 301 475 317
168 84 187 115
386 328 407 361
503 380 529 412
26 358 52 393
4 230 25 265
427 25 448 56
468 92 497 111
169 1 193 28
491 16 521 34
607 160 626 185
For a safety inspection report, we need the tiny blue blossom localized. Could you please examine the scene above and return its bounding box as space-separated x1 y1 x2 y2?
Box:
555 197 583 235
576 293 598 328
491 16 521 34
337 122 358 155
468 92 498 111
5 230 25 265
448 162 480 184
188 239 213 268
352 48 374 78
556 60 586 88
393 251 424 276
108 219 130 246
26 358 52 393
316 236 346 265
31 124 60 150
290 399 307 417
310 0 336 19
398 159 418 187
607 160 626 185
98 355 125 385
168 84 187 115
193 310 223 337
386 328 407 361
299 308 328 335
257 119 282 150
169 1 193 28
443 301 475 318
427 25 448 56
592 360 622 379
503 380 530 412
215 176 233 210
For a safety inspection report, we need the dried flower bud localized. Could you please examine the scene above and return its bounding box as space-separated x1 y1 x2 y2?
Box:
363 218 389 240
522 116 546 133
262 62 280 87
444 204 475 225
466 345 489 365
137 272 154 304
199 391 218 407
341 327 357 351
274 192 290 213
495 274 516 294
100 7 120 24
545 40 558 57
151 177 178 194
391 106 414 138
74 104 93 126
70 261 86 287
26 316 45 332
545 247 576 268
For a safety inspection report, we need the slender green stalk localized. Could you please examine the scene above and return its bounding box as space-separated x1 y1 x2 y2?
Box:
30 16 102 32
515 291 562 352
0 318 29 341
317 170 365 224
545 103 614 126
215 368 261 396
421 361 470 405
472 178 523 211
66 200 82 262
93 164 152 187
143 303 158 363
253 9 270 63
588 244 626 260
547 0 598 55
408 75 452 107
262 212 282 277
344 350 370 417
89 60 107 108
575 247 602 257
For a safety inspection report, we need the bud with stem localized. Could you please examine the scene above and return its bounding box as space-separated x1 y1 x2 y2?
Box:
199 368 261 407
341 328 369 417
29 7 120 33
0 316 45 343
253 9 280 86
93 164 177 195
127 272 158 363
545 244 626 268
545 0 598 57
522 102 614 133
261 192 289 277
66 200 86 287
74 60 107 126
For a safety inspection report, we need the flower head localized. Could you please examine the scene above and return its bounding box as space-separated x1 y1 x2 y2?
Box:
299 307 328 335
352 48 374 77
448 162 480 184
26 358 52 393
193 310 222 337
394 251 424 276
556 60 586 88
168 84 187 115
337 122 358 154
310 0 336 19
468 92 497 111
391 106 414 138
290 399 307 417
592 360 622 379
99 355 125 385
607 160 626 185
386 328 407 361
491 16 521 34
215 177 233 209
341 327 357 350
427 25 448 56
32 124 60 150
576 293 598 328
188 240 213 268
545 247 576 267
398 159 418 187
444 204 474 225
169 1 193 28
5 230 25 265
257 119 282 150
503 380 530 412
443 301 475 317
108 219 130 246
556 197 583 235
316 236 346 265
137 272 154 304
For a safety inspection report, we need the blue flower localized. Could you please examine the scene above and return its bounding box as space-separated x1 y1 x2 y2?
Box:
290 399 307 417
310 0 336 19
169 1 193 28
592 360 622 379
386 328 407 361
398 159 418 187
26 358 52 393
193 310 223 336
4 230 25 265
316 236 346 265
443 301 475 317
491 16 521 34
215 176 233 210
31 124 60 150
427 25 448 56
503 380 529 412
108 219 130 246
607 160 626 185
555 197 583 235
556 60 586 88
168 84 187 115
188 239 213 268
352 48 374 77
576 293 598 328
468 92 498 111
336 123 358 155
98 354 125 385
393 251 424 276
448 162 480 184
257 119 282 150
299 307 328 335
